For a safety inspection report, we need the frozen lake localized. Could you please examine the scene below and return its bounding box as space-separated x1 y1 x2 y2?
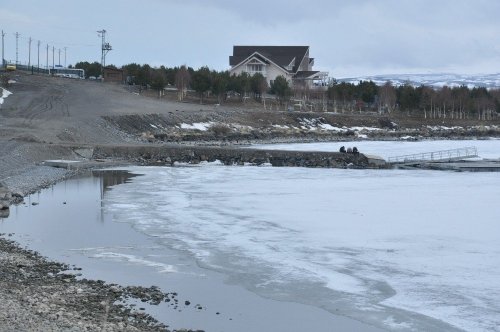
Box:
2 139 500 331
251 138 500 160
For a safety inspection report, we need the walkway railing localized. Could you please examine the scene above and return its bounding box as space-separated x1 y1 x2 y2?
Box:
388 147 478 164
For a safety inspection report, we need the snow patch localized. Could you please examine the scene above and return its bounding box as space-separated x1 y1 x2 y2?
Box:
199 160 224 166
179 122 214 131
350 126 382 132
0 88 13 106
272 124 290 129
231 124 254 131
426 125 463 131
297 118 383 134
318 123 347 131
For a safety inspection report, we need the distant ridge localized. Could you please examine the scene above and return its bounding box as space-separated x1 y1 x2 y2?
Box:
338 73 500 88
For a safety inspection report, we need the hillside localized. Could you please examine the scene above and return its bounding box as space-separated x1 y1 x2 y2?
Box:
1 71 499 177
339 73 500 89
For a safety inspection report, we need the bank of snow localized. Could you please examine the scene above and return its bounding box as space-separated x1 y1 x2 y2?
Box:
0 87 13 107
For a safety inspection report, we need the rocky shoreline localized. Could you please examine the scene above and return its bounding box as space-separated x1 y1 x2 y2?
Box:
0 234 204 332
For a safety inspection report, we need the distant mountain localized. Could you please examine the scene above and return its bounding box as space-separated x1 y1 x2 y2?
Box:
338 73 500 89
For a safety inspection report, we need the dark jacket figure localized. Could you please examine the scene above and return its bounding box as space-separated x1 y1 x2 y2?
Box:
353 147 359 154
339 146 346 153
347 147 353 153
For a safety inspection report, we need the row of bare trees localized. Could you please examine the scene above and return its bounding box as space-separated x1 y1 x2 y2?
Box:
328 81 500 120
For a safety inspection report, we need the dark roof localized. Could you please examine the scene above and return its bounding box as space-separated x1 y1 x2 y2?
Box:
103 66 123 72
229 46 309 73
294 71 320 79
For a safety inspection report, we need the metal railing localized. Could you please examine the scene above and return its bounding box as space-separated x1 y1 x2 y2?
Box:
388 147 478 164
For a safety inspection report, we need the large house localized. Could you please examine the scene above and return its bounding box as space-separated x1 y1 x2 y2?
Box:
229 45 327 88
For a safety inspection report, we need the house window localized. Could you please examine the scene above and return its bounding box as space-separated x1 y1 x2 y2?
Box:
247 64 263 72
246 60 266 76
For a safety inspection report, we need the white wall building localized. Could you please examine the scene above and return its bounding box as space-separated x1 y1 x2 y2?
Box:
229 46 327 88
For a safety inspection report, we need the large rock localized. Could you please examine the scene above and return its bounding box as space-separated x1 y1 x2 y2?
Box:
0 182 12 210
0 208 9 218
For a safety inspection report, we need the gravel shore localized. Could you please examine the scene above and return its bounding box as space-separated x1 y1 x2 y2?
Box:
0 235 178 331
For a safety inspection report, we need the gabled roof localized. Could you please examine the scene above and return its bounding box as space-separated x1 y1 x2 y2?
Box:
230 46 309 73
294 71 320 79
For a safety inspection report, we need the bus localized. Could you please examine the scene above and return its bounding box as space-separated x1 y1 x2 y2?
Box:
49 67 85 79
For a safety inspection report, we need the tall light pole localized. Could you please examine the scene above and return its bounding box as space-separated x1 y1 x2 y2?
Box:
52 46 54 69
58 48 61 66
28 37 32 68
64 47 67 67
37 40 40 71
46 44 48 70
1 30 5 68
97 29 112 76
15 32 20 65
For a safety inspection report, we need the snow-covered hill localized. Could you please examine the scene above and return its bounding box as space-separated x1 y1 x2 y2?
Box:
338 73 500 88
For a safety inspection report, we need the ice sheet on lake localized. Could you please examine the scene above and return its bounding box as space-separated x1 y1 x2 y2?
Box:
101 142 500 331
252 139 500 160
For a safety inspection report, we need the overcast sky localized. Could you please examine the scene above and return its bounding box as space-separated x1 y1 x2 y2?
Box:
1 0 499 77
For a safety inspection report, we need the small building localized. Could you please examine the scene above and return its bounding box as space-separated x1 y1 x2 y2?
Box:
103 66 124 83
229 45 327 88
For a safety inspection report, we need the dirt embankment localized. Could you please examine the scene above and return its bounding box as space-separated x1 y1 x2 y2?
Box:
103 111 500 145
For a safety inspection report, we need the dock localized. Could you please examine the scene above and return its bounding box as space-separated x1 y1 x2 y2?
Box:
388 147 500 172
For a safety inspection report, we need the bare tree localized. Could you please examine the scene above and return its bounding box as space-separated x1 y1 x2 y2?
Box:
419 86 434 119
258 76 268 110
175 65 190 101
379 81 396 113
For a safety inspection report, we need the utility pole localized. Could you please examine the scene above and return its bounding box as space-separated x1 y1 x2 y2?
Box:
58 48 61 66
28 37 32 68
1 30 5 68
64 47 67 67
46 44 48 70
97 29 112 76
52 46 54 69
37 40 40 71
15 32 19 65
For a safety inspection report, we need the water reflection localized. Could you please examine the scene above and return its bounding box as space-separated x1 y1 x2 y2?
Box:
92 170 142 200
